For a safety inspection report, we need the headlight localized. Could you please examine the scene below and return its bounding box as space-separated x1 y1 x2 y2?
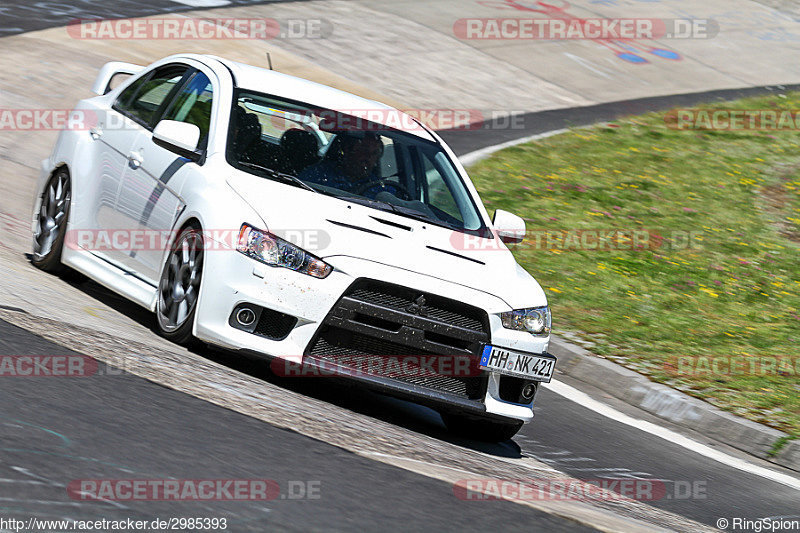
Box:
237 224 333 279
500 307 551 336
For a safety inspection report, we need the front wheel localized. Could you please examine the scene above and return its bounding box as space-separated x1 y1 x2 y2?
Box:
156 224 204 345
31 169 71 272
440 412 524 442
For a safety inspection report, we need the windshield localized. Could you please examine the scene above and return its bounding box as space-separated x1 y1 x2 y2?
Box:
226 90 486 232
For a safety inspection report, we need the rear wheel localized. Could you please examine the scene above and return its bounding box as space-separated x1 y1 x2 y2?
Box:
31 169 71 272
441 412 524 442
156 224 204 345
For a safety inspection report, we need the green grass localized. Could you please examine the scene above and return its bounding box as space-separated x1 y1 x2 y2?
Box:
768 435 797 457
468 92 800 436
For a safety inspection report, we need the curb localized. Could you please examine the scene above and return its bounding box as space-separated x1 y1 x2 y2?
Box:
777 440 800 469
548 335 799 472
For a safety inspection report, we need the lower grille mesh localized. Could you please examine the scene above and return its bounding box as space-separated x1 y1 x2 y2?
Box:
307 333 484 399
305 278 491 400
254 308 297 340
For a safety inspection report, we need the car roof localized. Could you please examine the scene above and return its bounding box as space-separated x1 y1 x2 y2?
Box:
199 55 436 143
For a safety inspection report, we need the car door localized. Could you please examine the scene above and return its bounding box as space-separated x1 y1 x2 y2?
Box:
120 69 215 284
105 64 191 278
76 71 156 266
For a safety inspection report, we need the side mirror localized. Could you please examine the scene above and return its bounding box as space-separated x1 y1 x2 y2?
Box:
493 209 526 245
153 120 202 161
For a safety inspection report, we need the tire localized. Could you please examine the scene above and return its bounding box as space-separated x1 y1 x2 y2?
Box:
156 223 204 345
31 168 71 273
441 412 524 442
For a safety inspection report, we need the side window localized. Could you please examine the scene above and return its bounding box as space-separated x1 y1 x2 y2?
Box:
422 151 464 224
115 74 149 110
378 138 399 178
114 66 188 128
162 72 213 150
105 72 133 94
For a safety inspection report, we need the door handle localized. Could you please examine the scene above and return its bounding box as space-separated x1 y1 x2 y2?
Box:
128 151 143 169
89 127 103 140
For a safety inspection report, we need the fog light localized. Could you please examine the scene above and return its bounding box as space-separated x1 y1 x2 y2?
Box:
236 307 257 327
521 382 536 401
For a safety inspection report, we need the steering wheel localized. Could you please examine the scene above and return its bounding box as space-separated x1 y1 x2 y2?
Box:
353 179 412 200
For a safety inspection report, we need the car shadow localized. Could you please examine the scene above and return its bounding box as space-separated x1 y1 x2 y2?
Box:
200 344 524 458
41 258 524 459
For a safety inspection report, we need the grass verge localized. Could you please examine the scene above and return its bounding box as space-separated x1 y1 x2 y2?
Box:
468 92 800 436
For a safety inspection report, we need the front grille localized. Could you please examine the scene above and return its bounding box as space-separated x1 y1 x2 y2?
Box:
305 278 490 400
308 331 484 398
348 286 484 331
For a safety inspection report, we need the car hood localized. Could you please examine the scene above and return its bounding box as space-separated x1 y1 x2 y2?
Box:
227 172 547 309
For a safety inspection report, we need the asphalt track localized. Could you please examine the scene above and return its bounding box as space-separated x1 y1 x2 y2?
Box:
438 84 800 156
0 318 593 532
1 1 799 532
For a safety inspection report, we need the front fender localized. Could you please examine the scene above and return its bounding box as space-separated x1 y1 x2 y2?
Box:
170 156 267 245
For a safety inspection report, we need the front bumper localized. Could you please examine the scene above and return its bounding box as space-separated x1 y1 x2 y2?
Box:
193 250 552 423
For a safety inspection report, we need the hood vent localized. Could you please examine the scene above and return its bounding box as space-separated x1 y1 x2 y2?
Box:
426 245 485 265
327 219 391 239
369 216 413 232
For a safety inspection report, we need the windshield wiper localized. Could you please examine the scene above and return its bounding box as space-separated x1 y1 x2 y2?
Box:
331 194 400 214
335 193 464 231
389 206 461 230
236 161 318 194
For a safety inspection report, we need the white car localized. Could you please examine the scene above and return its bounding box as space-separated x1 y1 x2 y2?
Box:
31 54 555 441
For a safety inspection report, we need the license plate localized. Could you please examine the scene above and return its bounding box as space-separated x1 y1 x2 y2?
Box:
480 345 556 383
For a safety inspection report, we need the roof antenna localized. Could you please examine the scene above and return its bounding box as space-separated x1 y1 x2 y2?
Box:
266 52 274 71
